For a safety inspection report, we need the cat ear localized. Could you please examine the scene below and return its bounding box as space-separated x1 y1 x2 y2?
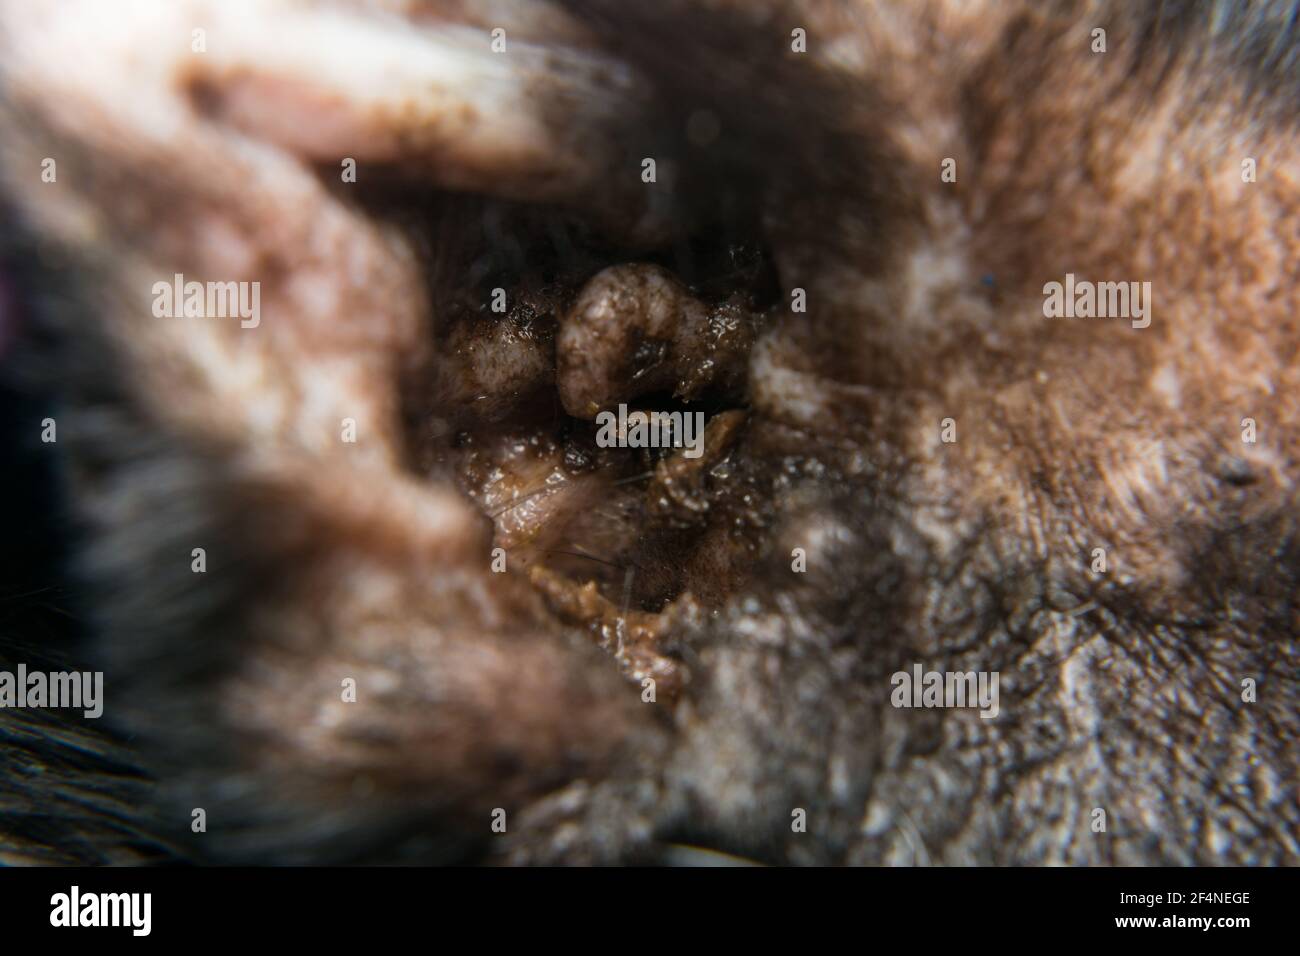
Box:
0 1 432 459
173 2 658 218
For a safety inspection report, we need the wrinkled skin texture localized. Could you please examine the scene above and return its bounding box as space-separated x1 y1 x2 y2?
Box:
0 0 1297 865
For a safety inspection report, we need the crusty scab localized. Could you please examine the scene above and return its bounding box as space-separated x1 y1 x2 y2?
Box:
0 0 1298 866
439 258 772 628
557 263 761 418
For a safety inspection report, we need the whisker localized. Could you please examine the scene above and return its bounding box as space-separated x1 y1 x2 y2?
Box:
612 470 655 486
487 484 557 519
617 565 636 654
541 548 618 569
